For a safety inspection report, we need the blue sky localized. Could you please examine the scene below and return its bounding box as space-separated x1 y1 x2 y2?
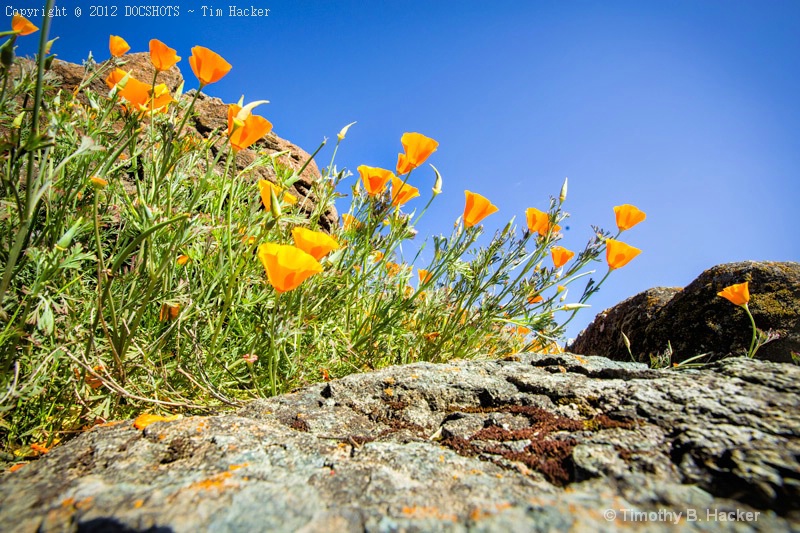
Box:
11 1 800 340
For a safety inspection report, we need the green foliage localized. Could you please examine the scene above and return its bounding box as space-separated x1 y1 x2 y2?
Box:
0 27 630 456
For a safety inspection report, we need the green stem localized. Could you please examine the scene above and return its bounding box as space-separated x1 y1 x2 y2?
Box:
743 304 758 358
270 294 280 395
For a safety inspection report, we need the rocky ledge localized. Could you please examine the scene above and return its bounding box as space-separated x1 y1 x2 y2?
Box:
1 353 798 532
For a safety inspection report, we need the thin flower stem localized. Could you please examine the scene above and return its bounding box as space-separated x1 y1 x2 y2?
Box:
743 304 758 358
270 294 280 396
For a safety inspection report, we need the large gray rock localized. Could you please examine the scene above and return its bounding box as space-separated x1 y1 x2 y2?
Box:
1 353 797 531
571 261 800 364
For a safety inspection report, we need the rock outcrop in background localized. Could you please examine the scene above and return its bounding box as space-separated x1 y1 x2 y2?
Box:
1 353 797 531
47 53 338 231
570 261 800 364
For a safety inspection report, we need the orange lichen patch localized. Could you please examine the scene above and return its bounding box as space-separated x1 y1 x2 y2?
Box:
188 471 233 491
383 376 396 385
133 413 182 430
75 497 94 510
469 508 484 521
383 388 394 397
228 463 249 471
8 463 27 472
196 420 208 433
469 503 512 522
573 355 588 365
133 499 144 509
60 497 76 507
401 506 457 522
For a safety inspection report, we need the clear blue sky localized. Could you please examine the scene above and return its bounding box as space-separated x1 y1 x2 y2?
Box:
11 1 800 340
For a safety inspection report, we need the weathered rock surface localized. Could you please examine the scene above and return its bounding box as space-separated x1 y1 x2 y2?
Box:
46 54 338 231
2 353 798 532
570 261 800 364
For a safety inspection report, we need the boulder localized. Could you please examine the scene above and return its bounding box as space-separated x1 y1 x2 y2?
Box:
570 261 800 364
569 287 681 362
1 353 797 531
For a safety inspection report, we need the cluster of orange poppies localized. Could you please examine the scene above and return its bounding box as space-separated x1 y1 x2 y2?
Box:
257 228 339 293
97 32 646 298
344 133 647 301
105 35 272 152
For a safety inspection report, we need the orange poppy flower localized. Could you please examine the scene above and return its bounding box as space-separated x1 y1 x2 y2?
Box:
386 262 402 276
342 213 361 230
83 365 105 389
357 165 394 196
109 35 130 57
550 246 575 268
105 68 129 90
189 46 232 87
396 154 413 175
257 243 323 293
11 15 37 36
133 413 182 430
396 132 438 174
258 180 297 211
527 294 544 304
717 281 749 307
177 254 190 266
120 77 153 110
463 190 498 227
525 207 561 236
228 104 272 151
30 442 51 454
418 269 433 284
159 303 180 321
146 83 174 113
390 176 420 207
149 39 180 71
371 251 384 263
89 176 108 189
605 239 641 270
292 227 340 260
614 204 646 231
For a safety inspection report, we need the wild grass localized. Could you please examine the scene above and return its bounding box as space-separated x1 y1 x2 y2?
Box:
0 17 644 457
